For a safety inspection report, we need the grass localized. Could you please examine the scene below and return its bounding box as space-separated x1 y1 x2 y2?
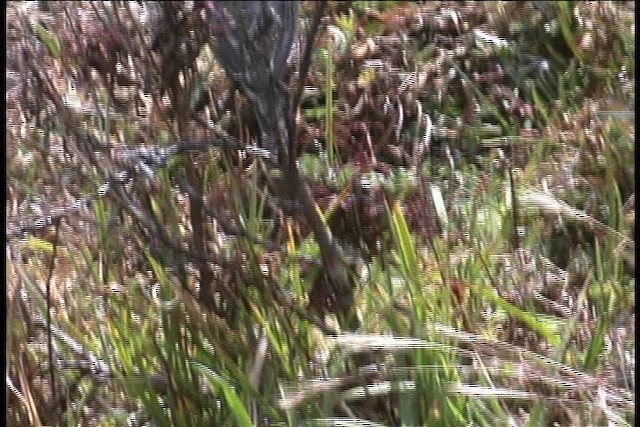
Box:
6 1 634 426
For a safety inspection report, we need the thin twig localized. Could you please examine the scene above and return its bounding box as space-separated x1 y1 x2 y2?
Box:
290 0 328 164
44 218 61 398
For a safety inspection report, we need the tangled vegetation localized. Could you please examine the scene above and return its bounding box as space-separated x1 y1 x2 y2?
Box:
6 1 634 426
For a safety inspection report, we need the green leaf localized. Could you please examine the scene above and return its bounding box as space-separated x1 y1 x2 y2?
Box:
192 362 253 427
34 24 61 58
582 321 607 371
26 236 54 254
477 285 562 347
